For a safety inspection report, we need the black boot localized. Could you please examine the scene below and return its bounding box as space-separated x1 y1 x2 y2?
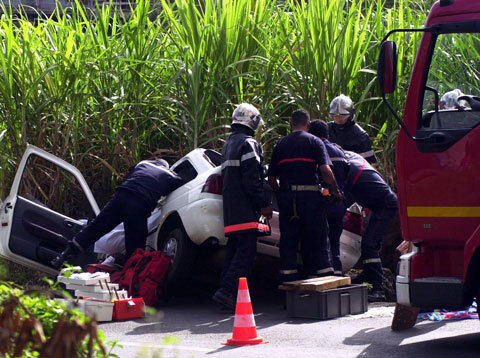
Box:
51 240 82 269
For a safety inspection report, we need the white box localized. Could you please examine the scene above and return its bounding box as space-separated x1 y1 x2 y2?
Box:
56 299 114 322
65 282 119 292
75 289 129 301
58 272 111 285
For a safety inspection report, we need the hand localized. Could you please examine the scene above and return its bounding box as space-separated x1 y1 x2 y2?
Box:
328 184 344 206
261 206 273 220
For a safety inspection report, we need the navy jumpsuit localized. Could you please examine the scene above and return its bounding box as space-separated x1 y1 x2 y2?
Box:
74 160 184 259
344 151 398 288
220 125 270 295
322 140 349 275
328 120 376 163
267 131 333 282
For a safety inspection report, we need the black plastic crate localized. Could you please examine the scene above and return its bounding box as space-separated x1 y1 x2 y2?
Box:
286 284 368 319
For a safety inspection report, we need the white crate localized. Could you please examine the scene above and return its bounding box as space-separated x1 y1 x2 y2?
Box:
58 272 111 285
75 289 129 301
65 282 120 292
57 299 114 322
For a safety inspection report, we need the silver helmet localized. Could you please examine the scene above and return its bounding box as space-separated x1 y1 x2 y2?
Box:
231 103 263 131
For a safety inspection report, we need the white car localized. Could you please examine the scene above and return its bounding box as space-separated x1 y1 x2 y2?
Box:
0 145 362 284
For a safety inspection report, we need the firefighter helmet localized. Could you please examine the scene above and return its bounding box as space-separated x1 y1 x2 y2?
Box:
329 94 355 119
231 103 263 131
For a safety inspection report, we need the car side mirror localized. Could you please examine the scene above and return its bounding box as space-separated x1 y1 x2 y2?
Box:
377 40 398 94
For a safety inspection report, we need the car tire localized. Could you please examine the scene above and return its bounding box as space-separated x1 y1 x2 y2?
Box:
158 227 197 294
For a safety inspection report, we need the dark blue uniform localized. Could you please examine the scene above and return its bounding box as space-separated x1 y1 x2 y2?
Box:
220 125 270 295
74 160 184 258
267 131 333 281
328 120 376 163
344 151 398 288
322 140 349 275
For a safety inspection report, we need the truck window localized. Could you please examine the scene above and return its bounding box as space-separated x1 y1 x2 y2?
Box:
421 32 480 130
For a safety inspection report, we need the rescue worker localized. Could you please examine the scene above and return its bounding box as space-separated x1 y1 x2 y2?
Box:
267 109 342 283
212 103 273 311
344 150 398 302
327 94 376 163
309 120 349 276
51 158 184 269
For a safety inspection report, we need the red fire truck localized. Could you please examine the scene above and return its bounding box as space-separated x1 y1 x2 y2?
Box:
377 0 480 312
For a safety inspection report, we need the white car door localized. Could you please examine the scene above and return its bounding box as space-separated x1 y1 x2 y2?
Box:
0 144 100 274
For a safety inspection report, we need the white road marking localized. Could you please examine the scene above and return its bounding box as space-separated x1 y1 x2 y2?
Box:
118 341 214 352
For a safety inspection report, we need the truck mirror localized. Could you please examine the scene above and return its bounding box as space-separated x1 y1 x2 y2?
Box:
378 40 397 95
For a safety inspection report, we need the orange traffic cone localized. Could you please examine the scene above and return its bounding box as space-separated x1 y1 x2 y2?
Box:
223 277 266 346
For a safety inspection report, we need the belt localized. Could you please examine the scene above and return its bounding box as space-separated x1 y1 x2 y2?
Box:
290 185 320 191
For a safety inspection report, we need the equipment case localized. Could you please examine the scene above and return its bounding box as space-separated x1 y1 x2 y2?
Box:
286 284 367 319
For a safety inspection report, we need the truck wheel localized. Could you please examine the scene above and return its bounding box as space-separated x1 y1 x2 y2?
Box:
477 288 480 320
158 227 197 294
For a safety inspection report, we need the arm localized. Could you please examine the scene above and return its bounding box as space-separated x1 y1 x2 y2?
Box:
240 140 272 218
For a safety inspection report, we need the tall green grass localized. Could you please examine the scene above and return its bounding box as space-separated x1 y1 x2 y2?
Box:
0 0 434 198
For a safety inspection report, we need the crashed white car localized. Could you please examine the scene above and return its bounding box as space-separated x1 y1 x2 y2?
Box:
0 145 362 284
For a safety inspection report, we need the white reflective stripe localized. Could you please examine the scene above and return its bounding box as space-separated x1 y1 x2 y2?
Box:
221 160 240 169
237 289 251 303
330 157 347 162
359 150 374 158
334 271 343 275
279 269 298 274
246 140 261 163
241 151 258 162
363 258 382 264
317 267 334 274
233 314 256 328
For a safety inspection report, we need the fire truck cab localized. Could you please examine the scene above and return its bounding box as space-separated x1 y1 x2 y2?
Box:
378 0 480 311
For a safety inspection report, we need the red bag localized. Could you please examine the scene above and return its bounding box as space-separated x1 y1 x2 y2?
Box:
111 248 171 306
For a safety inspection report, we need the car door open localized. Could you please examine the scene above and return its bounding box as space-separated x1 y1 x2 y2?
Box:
0 145 100 273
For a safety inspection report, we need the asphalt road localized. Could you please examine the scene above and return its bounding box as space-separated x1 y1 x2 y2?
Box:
99 275 480 358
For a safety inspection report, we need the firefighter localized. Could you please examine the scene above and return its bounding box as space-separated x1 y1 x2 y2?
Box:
212 103 273 311
267 109 342 283
344 150 398 302
309 120 349 276
51 159 184 269
327 94 376 164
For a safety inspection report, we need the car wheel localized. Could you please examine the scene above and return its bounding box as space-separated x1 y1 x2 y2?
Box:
158 227 197 294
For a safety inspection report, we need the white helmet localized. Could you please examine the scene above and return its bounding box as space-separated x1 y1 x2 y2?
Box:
329 94 355 117
231 103 263 131
440 89 464 109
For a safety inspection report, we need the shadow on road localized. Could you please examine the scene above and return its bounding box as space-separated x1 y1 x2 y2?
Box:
344 319 480 357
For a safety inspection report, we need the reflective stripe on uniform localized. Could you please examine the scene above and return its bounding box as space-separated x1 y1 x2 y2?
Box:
330 157 347 163
277 157 316 166
317 267 334 275
246 139 261 163
224 222 270 234
279 269 298 275
363 258 382 264
291 185 320 191
241 151 259 163
359 150 374 159
221 159 240 169
334 271 343 275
